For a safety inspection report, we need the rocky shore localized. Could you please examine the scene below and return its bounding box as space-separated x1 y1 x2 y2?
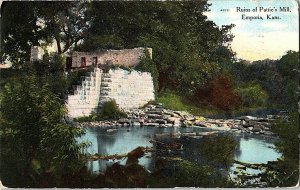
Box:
75 103 282 137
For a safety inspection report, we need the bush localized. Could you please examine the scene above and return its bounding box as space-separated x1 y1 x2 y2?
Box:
134 49 159 94
100 100 127 120
261 112 299 187
73 101 127 122
0 74 87 187
194 74 241 111
235 82 268 107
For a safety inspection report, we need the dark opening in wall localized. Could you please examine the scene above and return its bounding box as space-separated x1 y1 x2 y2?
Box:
81 57 86 67
66 57 72 70
93 57 97 67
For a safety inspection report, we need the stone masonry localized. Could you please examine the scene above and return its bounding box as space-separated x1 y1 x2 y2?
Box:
66 68 155 118
67 47 152 69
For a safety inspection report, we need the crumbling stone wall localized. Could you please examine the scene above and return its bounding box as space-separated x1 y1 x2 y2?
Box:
69 47 152 68
66 68 155 118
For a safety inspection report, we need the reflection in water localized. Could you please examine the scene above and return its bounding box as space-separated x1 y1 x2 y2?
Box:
79 126 281 174
234 134 280 164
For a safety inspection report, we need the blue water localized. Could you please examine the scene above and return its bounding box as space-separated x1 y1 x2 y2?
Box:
79 126 281 174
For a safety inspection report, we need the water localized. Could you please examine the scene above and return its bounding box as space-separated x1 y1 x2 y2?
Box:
230 134 281 179
79 126 281 174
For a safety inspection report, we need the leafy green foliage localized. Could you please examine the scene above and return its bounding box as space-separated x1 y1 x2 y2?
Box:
157 90 222 115
100 100 127 120
1 1 90 65
1 2 41 65
260 112 299 187
198 135 237 169
194 74 241 111
229 51 298 110
172 160 214 187
0 70 87 187
77 1 234 95
272 112 299 161
135 49 159 94
235 82 268 107
74 100 127 122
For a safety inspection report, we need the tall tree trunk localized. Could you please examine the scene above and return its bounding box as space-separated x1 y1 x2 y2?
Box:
55 36 62 55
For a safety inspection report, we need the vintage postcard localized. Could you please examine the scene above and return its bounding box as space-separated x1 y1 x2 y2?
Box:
0 0 299 188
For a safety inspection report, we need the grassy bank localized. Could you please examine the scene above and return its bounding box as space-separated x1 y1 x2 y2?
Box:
156 91 278 117
156 91 223 116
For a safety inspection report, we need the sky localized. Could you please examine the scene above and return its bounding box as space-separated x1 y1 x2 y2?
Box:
204 0 299 61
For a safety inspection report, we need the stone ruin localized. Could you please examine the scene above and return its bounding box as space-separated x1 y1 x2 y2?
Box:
29 46 155 118
66 47 152 69
66 67 155 118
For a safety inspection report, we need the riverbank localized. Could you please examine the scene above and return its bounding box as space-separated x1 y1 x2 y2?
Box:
74 103 283 137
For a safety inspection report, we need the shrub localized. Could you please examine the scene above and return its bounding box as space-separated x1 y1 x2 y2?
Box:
194 74 241 111
235 82 268 107
0 74 87 187
100 100 127 120
134 49 159 94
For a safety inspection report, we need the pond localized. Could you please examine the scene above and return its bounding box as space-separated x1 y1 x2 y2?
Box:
79 126 281 175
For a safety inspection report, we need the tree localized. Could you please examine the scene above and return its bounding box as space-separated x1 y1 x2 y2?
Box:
0 72 87 187
1 2 42 65
208 74 241 111
1 1 90 65
276 50 298 111
235 82 268 107
78 1 235 94
35 1 90 54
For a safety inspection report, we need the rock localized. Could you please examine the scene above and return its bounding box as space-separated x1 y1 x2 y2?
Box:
197 131 218 136
132 122 141 127
262 126 270 131
236 165 247 170
144 118 154 123
154 119 167 124
166 117 181 125
147 114 163 119
264 131 274 136
164 123 173 127
173 124 181 127
190 136 203 139
127 146 146 158
162 110 175 117
182 120 193 127
118 118 130 124
174 111 190 118
184 114 196 121
182 132 197 136
235 130 242 133
195 116 205 121
252 125 262 132
231 124 239 129
194 121 206 127
146 110 163 115
257 118 269 122
241 120 247 126
238 116 258 121
145 123 159 127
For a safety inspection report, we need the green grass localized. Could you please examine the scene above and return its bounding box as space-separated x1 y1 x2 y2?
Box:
156 91 223 116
